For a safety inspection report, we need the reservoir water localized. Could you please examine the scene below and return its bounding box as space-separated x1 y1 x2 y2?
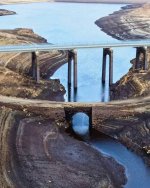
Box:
0 2 134 102
0 2 150 187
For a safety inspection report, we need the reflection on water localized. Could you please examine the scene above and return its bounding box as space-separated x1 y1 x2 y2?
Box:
52 48 135 102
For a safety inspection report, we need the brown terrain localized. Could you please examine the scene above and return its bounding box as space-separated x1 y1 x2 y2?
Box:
96 4 150 40
0 0 50 4
95 3 150 165
0 9 16 16
55 0 149 4
0 28 67 101
0 8 127 188
96 4 150 99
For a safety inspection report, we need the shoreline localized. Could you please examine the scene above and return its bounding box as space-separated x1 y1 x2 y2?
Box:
0 0 149 5
95 3 150 165
96 4 150 40
0 0 51 5
55 0 149 4
0 28 67 101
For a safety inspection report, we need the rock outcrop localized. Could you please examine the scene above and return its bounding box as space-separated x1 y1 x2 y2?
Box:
0 9 16 16
0 28 67 101
94 3 150 165
96 4 150 40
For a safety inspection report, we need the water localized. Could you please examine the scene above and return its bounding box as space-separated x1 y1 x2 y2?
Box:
72 112 150 188
0 2 149 187
92 137 150 188
0 2 135 102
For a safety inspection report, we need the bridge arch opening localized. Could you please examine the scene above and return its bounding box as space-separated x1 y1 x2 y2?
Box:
64 107 92 138
72 112 90 137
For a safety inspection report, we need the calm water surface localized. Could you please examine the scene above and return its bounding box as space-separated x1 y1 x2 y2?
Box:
1 2 150 187
0 2 135 102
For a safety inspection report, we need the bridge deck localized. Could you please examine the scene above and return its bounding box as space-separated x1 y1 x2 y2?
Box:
0 94 149 108
0 40 150 53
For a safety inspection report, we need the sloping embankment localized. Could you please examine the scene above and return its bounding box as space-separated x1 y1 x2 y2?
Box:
0 105 127 188
96 4 150 40
96 4 150 100
0 28 67 101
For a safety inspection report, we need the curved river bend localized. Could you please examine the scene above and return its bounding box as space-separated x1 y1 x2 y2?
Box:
0 2 150 187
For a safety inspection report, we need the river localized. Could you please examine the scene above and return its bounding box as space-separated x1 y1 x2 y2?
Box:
0 2 150 187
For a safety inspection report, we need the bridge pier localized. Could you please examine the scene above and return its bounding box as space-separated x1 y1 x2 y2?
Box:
135 46 148 70
102 48 113 85
68 51 72 86
68 50 78 89
31 51 40 83
73 50 77 89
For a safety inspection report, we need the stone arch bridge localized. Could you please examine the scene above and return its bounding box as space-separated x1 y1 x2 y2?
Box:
0 94 149 128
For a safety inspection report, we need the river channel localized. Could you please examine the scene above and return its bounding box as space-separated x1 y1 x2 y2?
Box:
0 2 150 187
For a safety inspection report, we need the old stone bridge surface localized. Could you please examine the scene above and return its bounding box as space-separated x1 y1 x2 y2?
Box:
0 94 149 127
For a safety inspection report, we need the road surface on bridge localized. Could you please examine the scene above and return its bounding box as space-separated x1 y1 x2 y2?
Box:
0 40 150 53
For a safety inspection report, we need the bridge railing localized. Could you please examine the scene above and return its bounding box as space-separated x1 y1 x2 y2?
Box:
0 39 150 52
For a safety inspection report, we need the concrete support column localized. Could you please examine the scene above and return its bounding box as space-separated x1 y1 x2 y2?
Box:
31 51 40 83
109 49 113 85
68 51 72 86
73 50 77 89
68 49 78 89
102 49 106 84
143 47 148 70
102 48 113 85
135 48 139 69
135 46 148 70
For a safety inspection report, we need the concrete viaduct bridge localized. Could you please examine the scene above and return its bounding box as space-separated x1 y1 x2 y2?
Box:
0 40 150 130
0 39 150 90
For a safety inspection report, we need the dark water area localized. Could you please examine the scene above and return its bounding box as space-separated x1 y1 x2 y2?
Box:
72 112 150 188
0 2 150 187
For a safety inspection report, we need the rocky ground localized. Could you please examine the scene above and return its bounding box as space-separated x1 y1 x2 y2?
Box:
0 28 67 101
96 4 150 100
94 3 150 165
0 9 16 16
96 4 150 40
0 107 126 188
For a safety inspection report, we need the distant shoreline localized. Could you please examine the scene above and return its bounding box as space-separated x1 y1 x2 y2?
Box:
0 0 50 5
0 0 149 5
55 0 149 4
